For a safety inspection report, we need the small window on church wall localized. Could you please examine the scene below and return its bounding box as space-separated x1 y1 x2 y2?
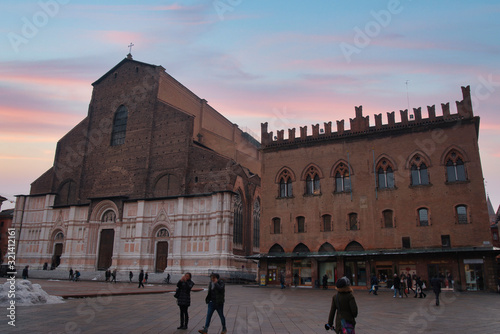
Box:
111 105 128 146
55 232 64 240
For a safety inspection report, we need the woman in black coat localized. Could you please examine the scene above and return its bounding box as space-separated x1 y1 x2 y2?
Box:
176 273 195 330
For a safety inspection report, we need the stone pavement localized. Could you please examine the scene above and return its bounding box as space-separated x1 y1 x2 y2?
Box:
1 278 500 334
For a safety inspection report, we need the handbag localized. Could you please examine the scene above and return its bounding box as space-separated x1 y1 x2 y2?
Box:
335 295 356 334
422 282 426 289
174 288 180 298
390 285 394 290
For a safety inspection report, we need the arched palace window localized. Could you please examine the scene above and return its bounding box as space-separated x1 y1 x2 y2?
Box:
445 150 466 182
410 154 429 186
377 158 395 189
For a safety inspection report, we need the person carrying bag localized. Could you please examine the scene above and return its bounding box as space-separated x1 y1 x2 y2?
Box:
327 277 358 334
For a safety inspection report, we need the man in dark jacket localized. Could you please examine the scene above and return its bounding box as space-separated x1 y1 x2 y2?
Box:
431 275 442 306
198 273 226 334
138 270 145 288
327 276 358 334
393 273 402 298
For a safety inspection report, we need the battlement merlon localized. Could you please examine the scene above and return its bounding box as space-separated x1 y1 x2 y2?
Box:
260 85 474 145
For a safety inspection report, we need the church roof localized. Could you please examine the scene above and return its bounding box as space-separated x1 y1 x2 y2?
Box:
92 55 162 86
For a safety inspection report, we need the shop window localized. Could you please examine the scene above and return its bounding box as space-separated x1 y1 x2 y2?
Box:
272 217 281 234
296 216 306 233
456 205 468 224
383 209 394 228
402 237 411 249
418 208 429 226
322 214 332 232
348 213 359 230
441 235 451 248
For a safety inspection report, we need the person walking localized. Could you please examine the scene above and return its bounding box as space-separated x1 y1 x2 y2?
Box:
145 272 149 284
400 273 408 297
369 274 378 295
69 268 74 281
105 269 110 282
198 273 227 334
129 271 133 283
323 274 329 290
431 275 442 306
326 276 358 334
176 272 195 330
112 268 117 283
280 272 286 289
138 270 145 288
22 265 29 279
74 270 81 281
406 274 415 295
393 274 402 298
415 276 426 298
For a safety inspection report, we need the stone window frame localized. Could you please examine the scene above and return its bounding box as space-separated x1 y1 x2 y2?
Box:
417 207 430 227
455 204 469 224
376 158 395 190
444 150 467 183
332 160 352 193
302 164 323 196
276 167 295 198
409 154 430 186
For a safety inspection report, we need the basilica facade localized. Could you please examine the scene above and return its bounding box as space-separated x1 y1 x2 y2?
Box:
12 56 261 277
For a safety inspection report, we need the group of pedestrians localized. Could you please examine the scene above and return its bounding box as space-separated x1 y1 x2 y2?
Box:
369 273 428 299
173 272 227 334
68 268 81 281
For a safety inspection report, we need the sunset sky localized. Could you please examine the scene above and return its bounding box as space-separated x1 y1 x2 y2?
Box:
1 0 499 210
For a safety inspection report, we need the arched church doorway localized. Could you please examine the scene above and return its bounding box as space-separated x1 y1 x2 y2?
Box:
155 241 168 273
97 229 114 270
52 243 63 269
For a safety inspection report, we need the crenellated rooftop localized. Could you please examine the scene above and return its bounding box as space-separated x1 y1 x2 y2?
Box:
261 86 474 148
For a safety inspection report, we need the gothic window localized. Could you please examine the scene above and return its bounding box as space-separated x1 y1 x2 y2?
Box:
296 216 306 233
456 205 468 224
269 244 284 254
293 243 310 253
278 169 293 198
410 155 429 186
253 200 260 248
318 242 335 253
156 228 169 237
348 213 359 230
418 208 429 226
334 162 351 193
322 214 332 232
233 192 243 245
345 241 364 251
377 158 395 189
445 150 466 182
304 166 321 195
383 209 394 228
101 210 116 223
272 217 281 234
111 105 128 146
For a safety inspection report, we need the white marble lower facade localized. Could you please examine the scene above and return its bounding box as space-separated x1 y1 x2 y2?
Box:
11 191 257 276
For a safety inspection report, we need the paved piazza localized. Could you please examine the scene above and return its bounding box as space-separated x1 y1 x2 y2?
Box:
1 279 499 333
